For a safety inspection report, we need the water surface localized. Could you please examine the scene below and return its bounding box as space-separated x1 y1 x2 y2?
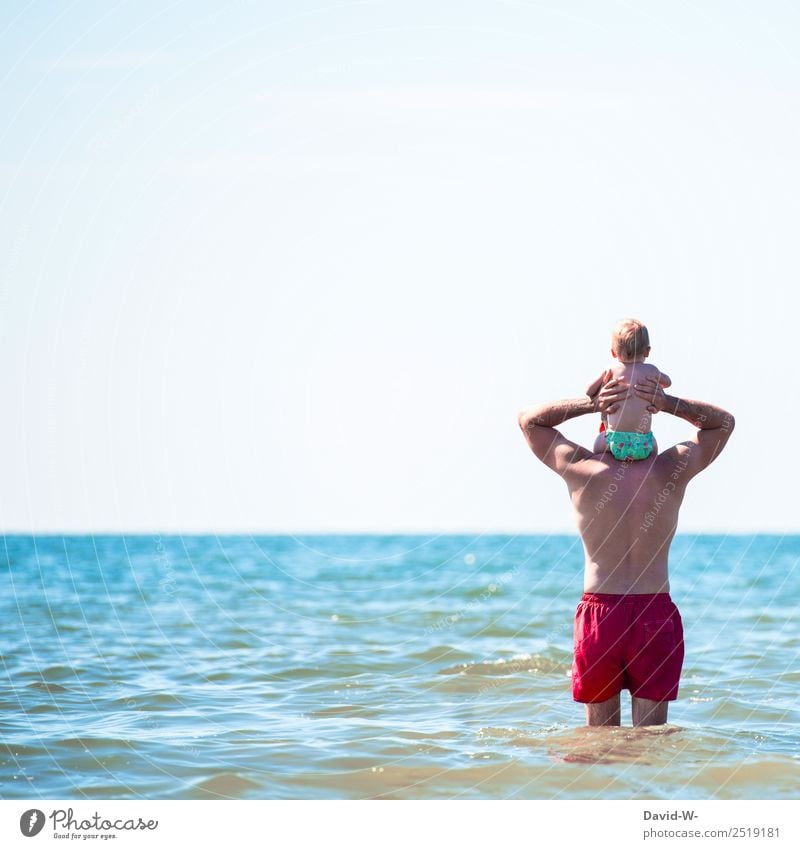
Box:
1 534 798 799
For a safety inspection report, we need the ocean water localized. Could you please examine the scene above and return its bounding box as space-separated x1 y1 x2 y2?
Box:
1 534 799 801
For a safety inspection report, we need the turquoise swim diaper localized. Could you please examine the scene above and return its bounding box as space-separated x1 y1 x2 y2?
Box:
606 430 654 461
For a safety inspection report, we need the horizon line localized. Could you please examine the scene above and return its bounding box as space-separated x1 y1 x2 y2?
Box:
0 529 797 537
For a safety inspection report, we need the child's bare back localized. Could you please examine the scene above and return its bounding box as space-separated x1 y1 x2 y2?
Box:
607 360 666 434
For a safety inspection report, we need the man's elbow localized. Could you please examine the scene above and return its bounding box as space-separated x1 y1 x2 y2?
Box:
518 410 534 432
518 408 544 432
711 412 735 449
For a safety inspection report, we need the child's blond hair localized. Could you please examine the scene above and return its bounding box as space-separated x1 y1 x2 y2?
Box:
612 318 650 361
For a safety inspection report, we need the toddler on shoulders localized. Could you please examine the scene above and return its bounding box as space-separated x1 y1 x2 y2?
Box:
592 318 671 461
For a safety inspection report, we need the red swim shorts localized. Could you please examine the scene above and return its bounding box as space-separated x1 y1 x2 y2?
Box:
572 592 684 703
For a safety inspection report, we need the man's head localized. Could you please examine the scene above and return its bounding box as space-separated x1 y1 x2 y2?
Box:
611 318 650 362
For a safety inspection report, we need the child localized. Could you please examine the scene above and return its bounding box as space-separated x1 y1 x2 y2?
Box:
591 318 671 461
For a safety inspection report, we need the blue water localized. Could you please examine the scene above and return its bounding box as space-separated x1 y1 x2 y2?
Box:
1 534 799 800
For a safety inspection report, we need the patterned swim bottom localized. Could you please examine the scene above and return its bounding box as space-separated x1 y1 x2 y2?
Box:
605 430 654 461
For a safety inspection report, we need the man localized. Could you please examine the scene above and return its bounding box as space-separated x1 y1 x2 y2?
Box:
518 372 735 727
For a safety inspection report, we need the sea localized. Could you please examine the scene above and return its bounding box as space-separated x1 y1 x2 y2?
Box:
1 534 798 800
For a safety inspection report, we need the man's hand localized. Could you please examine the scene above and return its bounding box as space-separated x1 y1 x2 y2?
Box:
631 382 735 477
586 369 629 413
633 376 666 413
595 377 632 414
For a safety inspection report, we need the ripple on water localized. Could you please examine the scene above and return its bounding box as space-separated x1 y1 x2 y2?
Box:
55 738 137 752
0 743 51 758
187 773 263 799
109 689 194 709
396 729 460 741
71 784 139 798
704 697 796 724
684 758 800 798
265 666 325 680
307 704 381 719
38 665 86 681
478 724 569 743
203 670 235 682
26 681 70 693
280 759 537 800
409 645 473 663
438 653 570 677
136 693 187 711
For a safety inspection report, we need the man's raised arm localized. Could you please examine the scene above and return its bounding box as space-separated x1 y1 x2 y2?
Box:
518 373 626 474
634 377 735 475
518 395 597 429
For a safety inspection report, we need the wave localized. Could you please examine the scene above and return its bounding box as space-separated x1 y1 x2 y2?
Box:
410 645 474 663
187 772 262 799
307 704 381 719
26 681 70 693
438 653 570 677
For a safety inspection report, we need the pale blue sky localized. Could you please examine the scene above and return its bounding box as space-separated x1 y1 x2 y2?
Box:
0 1 797 532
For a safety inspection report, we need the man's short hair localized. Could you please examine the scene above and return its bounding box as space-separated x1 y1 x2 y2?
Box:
612 318 650 360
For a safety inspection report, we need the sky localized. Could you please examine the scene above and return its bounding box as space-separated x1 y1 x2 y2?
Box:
0 0 798 533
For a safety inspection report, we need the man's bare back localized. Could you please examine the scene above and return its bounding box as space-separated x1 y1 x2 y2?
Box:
568 449 684 594
518 372 735 727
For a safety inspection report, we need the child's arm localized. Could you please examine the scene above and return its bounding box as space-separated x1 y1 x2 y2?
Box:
646 364 671 389
641 365 670 412
585 370 609 399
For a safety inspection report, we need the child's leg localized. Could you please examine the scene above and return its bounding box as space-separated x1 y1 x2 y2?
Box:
593 412 611 455
593 432 610 455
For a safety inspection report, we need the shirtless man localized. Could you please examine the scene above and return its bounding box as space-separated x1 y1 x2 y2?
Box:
518 372 735 727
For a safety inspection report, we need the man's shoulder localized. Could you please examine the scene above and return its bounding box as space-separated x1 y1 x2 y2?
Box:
653 442 699 484
562 454 618 481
